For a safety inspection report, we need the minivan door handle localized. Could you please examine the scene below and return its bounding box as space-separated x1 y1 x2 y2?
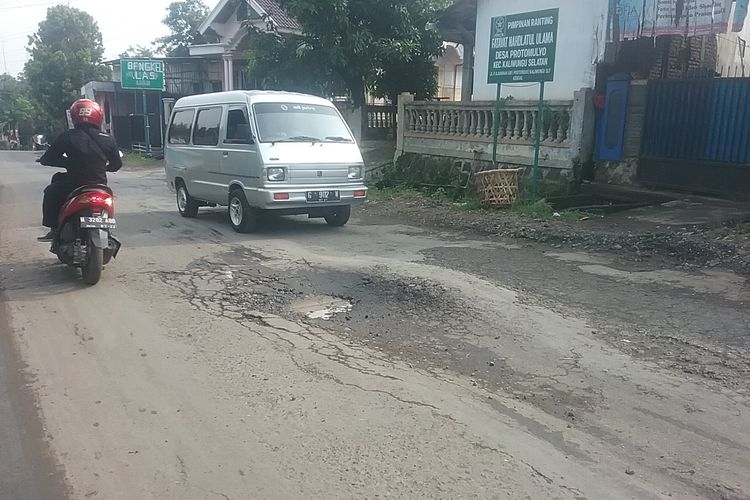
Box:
222 152 229 158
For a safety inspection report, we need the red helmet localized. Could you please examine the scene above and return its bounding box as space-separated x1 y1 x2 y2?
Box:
70 99 104 128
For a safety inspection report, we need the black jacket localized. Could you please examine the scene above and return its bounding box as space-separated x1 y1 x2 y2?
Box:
39 125 122 185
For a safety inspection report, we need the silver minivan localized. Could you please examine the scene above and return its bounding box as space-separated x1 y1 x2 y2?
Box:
164 91 367 232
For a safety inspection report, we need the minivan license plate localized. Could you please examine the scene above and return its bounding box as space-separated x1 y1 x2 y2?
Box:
306 190 340 202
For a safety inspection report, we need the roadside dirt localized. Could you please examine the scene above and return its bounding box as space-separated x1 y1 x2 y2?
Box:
360 197 750 276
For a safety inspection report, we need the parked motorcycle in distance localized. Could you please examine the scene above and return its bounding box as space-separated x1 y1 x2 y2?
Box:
32 134 49 151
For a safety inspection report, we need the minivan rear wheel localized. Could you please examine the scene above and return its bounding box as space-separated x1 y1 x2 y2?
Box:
324 205 351 227
228 189 260 233
176 183 199 218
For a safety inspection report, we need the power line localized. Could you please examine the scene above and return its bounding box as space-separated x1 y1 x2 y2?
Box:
0 1 68 11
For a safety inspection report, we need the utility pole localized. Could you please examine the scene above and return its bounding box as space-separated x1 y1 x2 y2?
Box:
1 40 7 75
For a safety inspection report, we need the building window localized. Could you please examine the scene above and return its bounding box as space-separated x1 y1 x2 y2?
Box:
168 109 195 145
193 107 222 146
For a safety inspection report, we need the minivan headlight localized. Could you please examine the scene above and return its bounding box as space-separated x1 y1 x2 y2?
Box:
348 166 363 180
267 167 286 181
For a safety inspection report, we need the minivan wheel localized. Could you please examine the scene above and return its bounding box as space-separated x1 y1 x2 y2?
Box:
228 189 260 233
176 183 199 218
324 205 351 227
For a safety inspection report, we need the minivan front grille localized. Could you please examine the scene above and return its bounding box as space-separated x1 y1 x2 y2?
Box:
289 165 350 185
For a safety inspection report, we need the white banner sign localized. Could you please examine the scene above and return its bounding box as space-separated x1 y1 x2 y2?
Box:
618 0 749 38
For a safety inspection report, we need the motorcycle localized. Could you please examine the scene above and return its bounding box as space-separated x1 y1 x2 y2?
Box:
51 184 121 285
34 136 122 285
32 134 49 151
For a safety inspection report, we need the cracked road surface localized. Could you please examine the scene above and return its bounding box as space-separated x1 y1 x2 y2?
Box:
1 151 749 499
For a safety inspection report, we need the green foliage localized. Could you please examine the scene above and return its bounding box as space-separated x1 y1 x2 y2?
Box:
120 45 156 58
455 193 483 211
377 153 466 192
123 152 164 168
249 0 447 104
241 30 342 96
368 185 423 201
509 198 555 218
154 0 218 57
24 6 108 133
0 74 36 133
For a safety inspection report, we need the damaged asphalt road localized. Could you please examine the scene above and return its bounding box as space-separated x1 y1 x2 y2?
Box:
1 154 749 500
360 198 750 276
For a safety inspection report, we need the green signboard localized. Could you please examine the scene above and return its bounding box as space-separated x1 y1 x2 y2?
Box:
487 8 559 84
120 59 165 91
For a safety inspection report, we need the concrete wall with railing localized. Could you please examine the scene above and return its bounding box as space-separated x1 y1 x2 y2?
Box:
395 88 595 182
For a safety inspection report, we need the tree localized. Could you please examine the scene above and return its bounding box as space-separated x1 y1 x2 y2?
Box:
265 0 447 105
0 74 40 146
24 5 108 132
154 0 219 57
120 45 156 58
240 30 343 96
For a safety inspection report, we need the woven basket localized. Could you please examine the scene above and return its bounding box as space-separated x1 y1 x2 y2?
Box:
474 168 521 207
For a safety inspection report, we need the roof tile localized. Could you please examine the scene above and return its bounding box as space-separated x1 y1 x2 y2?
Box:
254 0 300 31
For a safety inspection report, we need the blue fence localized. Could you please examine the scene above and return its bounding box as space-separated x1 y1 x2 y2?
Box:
641 78 750 165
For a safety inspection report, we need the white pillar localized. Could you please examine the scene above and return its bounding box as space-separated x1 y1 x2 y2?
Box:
395 92 414 161
222 54 232 91
461 41 474 102
228 57 234 91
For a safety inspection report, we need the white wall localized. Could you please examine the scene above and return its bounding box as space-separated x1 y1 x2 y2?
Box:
436 44 464 101
473 0 608 101
717 1 750 77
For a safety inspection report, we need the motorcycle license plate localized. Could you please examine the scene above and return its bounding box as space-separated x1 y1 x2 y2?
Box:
80 216 117 229
306 190 340 202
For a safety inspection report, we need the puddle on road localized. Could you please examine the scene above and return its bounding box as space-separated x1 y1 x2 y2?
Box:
291 295 353 320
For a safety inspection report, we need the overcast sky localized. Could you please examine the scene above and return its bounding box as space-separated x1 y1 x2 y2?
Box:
0 0 183 76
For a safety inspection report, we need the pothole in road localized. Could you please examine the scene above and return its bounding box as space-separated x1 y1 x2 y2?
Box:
156 253 605 420
291 295 353 320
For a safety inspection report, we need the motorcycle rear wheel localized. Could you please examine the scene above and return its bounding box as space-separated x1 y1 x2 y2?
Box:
81 236 103 285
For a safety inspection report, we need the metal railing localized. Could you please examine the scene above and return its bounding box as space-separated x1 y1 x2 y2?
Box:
131 143 164 155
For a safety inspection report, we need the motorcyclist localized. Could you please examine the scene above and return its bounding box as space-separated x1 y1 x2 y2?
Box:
38 99 122 241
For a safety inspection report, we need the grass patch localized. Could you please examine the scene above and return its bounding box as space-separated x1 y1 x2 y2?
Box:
454 193 484 211
368 185 424 201
368 184 590 221
508 198 591 221
558 209 589 222
508 198 555 218
123 153 163 168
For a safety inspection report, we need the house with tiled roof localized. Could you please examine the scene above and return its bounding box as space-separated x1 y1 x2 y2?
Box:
189 0 300 91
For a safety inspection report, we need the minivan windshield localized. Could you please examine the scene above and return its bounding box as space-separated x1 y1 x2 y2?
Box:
253 103 354 144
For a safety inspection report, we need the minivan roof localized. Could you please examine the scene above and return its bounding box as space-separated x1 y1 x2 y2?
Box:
173 90 335 108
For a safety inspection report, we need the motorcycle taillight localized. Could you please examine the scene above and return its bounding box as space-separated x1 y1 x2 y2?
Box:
81 193 113 206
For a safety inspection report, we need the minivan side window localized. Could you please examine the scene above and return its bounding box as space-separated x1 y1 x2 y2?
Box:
193 107 222 146
225 108 253 144
168 109 195 145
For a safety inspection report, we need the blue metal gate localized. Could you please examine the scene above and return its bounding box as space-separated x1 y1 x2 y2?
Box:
639 78 750 197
